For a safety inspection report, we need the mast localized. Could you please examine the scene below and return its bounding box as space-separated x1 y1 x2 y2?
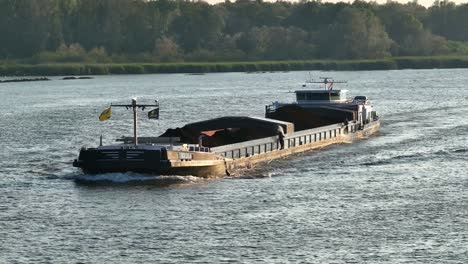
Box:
133 98 138 145
111 98 159 145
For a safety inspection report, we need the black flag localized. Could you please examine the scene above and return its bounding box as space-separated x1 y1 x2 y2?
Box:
148 108 159 119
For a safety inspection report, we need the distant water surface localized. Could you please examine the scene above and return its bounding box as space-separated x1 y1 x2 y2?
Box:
0 69 467 263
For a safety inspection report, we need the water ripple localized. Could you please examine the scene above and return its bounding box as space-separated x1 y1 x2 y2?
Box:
1 70 468 263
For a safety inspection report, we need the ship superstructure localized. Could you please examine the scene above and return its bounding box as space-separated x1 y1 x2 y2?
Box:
266 77 378 131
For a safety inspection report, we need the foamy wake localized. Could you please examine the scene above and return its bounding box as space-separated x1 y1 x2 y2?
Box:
73 172 203 184
230 171 273 179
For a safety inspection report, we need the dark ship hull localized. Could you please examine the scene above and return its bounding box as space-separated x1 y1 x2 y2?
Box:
73 117 380 178
73 146 227 177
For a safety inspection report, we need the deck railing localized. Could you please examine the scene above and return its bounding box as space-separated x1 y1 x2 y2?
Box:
211 122 357 159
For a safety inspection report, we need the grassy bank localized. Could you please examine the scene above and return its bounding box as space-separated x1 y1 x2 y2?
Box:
2 56 468 76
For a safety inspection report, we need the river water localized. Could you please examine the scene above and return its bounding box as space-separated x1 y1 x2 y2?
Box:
0 69 467 263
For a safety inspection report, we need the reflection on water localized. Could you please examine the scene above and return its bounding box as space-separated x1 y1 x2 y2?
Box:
1 69 467 263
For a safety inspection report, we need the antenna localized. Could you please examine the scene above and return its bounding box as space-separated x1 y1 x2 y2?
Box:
304 77 347 90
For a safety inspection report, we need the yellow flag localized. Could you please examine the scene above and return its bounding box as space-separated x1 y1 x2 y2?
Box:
99 106 111 121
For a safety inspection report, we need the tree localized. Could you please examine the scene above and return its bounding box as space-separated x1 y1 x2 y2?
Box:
0 0 463 61
426 1 468 42
400 31 448 56
170 2 225 52
153 36 180 62
321 7 392 59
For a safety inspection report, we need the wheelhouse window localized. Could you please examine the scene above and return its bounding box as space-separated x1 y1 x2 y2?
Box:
296 91 342 101
296 92 306 101
330 92 340 100
305 93 330 100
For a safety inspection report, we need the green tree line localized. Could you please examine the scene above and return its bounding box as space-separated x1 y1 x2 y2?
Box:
1 0 467 63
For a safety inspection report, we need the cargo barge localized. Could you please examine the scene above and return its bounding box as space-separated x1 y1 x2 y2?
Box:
73 78 380 177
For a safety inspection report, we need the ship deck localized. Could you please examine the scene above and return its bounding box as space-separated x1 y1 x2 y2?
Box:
212 120 380 174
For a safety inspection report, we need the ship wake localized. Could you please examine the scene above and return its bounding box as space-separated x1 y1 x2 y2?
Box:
71 172 205 185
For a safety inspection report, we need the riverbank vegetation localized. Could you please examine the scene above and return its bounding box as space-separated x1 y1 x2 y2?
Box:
2 57 468 76
1 0 468 75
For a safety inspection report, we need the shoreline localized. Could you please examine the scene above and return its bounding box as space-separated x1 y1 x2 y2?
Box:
1 56 468 76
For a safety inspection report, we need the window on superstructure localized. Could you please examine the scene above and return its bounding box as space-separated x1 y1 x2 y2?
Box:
330 92 340 100
306 93 330 100
296 93 306 100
